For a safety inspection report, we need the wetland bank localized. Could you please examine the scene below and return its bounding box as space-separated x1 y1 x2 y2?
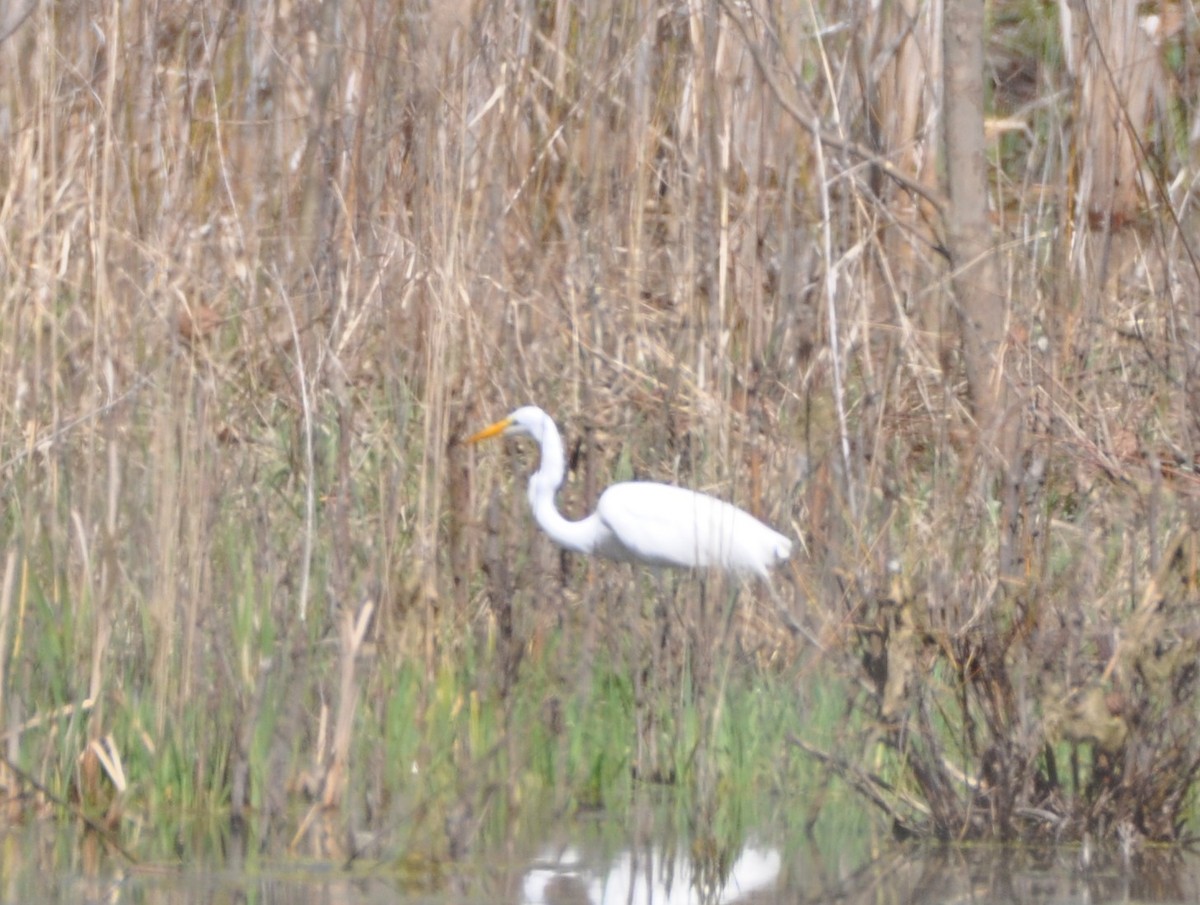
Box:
2 0 1200 895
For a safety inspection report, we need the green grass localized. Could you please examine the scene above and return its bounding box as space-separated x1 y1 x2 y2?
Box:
18 519 838 856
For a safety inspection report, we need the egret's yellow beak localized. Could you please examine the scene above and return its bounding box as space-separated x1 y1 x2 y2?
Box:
467 416 513 444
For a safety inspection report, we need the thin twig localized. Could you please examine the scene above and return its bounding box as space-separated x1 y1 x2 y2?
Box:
719 0 947 216
0 754 139 864
789 733 929 829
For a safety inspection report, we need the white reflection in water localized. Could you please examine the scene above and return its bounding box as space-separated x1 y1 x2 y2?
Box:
522 844 781 905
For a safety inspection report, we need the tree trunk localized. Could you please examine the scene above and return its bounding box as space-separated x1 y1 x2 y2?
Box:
943 1 1006 439
943 0 1021 577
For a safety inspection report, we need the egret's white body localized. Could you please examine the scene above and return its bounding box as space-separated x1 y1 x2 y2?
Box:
468 406 792 578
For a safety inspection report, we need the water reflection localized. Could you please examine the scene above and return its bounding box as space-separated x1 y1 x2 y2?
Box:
522 842 782 905
836 844 1200 905
517 836 1200 905
7 823 1200 904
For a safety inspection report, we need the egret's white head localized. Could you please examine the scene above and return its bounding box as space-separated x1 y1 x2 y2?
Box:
467 406 549 446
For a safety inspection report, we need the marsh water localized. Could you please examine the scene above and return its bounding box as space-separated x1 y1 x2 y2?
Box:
4 814 1200 905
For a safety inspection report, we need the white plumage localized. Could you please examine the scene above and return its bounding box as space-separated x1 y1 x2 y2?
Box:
468 406 792 578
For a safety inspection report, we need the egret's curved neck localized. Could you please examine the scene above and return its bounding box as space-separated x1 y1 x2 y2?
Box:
526 416 598 554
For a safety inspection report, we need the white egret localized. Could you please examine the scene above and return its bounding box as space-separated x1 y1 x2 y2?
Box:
467 406 792 578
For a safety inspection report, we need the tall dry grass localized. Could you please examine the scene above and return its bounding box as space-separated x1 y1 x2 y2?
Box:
0 0 1197 858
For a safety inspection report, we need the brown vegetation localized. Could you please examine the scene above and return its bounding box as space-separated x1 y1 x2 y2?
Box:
0 0 1199 856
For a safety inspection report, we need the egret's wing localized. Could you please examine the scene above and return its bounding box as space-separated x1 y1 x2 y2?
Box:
597 481 792 575
595 482 738 569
